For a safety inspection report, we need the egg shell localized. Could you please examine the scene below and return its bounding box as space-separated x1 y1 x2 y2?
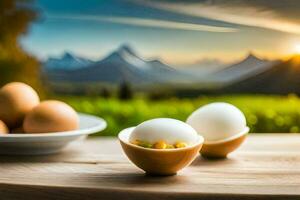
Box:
0 120 9 134
187 102 246 142
0 82 40 128
129 118 199 145
23 100 79 133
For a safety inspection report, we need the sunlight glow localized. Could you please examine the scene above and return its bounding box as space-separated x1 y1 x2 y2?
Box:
294 44 300 54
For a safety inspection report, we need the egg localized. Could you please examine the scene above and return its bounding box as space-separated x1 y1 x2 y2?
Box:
129 118 199 146
187 102 246 142
0 120 9 134
23 100 79 133
0 82 40 128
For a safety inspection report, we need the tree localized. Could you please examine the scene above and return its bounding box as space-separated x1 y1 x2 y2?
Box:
100 88 111 98
0 0 42 93
118 80 133 100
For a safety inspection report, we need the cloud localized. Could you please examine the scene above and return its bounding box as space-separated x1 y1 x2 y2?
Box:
47 14 238 33
140 0 300 34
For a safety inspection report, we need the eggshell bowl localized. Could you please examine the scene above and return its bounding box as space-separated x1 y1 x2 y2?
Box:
200 127 249 159
119 127 204 176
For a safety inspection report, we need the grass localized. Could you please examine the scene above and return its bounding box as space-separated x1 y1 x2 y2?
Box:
57 94 300 136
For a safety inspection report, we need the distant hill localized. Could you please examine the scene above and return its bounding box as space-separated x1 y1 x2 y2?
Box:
221 56 300 94
179 58 227 75
209 54 279 84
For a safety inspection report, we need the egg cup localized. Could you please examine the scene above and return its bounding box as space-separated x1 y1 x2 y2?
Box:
200 127 249 159
119 127 204 176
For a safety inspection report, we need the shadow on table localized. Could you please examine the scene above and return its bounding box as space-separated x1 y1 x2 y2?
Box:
67 171 190 187
191 154 241 167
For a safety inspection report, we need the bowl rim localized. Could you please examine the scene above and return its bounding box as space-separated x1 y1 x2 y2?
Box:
118 126 204 152
0 113 107 138
203 126 249 145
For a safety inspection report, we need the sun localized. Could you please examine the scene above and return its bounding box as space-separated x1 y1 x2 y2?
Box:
294 44 300 54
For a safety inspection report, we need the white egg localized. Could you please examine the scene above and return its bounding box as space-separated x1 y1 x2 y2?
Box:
129 118 199 145
187 102 246 142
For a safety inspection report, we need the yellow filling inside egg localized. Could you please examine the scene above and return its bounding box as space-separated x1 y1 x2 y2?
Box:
131 140 187 149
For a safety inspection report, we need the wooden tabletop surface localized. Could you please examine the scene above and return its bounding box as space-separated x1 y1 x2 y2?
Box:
0 134 300 200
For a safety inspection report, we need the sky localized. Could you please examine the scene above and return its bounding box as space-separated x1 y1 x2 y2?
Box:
21 0 300 65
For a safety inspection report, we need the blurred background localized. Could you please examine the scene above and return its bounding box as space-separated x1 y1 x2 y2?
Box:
2 0 300 135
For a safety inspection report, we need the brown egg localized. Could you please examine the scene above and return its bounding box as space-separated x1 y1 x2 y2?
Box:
23 100 79 133
0 120 9 134
0 82 40 128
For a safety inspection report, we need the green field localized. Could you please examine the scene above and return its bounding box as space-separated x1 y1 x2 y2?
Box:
58 95 300 136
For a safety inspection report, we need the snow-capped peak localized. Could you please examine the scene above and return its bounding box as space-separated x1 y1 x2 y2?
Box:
117 44 137 57
244 53 263 62
102 44 152 70
61 52 75 60
44 52 93 70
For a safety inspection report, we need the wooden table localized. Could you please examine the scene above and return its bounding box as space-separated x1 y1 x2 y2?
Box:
0 134 299 200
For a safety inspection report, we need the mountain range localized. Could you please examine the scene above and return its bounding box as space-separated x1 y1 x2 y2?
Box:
208 54 279 84
44 52 94 70
43 44 295 95
221 56 300 94
43 45 199 89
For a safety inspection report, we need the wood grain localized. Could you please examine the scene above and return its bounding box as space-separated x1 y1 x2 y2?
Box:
0 134 299 200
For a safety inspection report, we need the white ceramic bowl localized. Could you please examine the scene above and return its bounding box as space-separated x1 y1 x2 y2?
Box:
0 113 107 155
